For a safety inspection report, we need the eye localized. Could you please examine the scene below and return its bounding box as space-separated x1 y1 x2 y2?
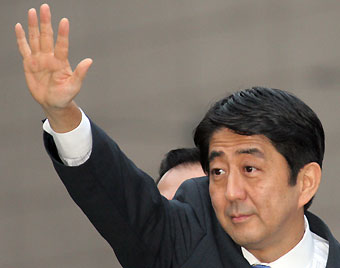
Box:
211 168 226 176
244 166 257 173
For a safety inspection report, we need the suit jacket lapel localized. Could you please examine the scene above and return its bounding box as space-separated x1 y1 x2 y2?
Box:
306 211 340 268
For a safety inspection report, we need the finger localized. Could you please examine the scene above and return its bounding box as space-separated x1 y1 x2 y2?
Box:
72 58 93 87
15 23 31 58
28 8 40 54
55 18 69 60
39 4 54 53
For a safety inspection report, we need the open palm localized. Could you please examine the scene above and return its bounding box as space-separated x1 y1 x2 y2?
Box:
15 4 92 110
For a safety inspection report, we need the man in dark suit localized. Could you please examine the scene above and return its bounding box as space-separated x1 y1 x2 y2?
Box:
15 4 340 267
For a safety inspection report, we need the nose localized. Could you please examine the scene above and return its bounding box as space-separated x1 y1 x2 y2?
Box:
225 170 246 201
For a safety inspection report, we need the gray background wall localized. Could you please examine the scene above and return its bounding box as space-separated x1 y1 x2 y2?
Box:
2 0 340 267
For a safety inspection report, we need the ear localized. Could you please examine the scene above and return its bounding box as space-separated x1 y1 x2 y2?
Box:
297 162 321 209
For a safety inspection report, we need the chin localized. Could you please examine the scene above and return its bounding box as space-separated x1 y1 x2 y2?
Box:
225 225 265 248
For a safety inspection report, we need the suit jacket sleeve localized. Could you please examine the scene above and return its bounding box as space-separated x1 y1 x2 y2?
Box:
43 120 206 268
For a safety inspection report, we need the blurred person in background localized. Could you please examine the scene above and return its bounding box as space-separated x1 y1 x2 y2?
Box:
157 147 205 200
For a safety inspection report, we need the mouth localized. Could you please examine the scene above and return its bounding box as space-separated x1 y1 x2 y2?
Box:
230 214 252 223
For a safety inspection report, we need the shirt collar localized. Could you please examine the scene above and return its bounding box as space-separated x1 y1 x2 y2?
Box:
241 216 314 267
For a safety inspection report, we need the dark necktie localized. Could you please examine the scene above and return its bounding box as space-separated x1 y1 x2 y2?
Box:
252 265 270 268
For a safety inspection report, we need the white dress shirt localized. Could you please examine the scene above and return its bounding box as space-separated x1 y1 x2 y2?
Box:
242 216 329 268
43 111 330 267
43 109 92 166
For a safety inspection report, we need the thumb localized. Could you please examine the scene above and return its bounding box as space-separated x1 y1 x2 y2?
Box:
72 58 93 86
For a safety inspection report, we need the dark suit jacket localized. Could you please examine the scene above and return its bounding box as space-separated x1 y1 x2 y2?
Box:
44 120 340 268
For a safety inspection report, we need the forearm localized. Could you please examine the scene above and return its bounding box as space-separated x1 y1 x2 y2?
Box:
44 120 167 267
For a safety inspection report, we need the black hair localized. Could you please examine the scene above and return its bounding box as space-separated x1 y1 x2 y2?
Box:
193 87 325 210
157 147 201 184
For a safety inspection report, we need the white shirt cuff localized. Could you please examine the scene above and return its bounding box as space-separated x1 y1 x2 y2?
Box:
43 109 92 166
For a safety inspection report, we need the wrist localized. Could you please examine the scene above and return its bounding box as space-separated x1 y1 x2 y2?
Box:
43 101 82 133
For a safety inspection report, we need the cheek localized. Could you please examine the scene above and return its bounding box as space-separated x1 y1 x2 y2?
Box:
209 183 228 213
253 182 297 222
245 178 280 214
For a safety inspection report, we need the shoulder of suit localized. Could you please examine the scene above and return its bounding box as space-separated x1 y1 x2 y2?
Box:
173 176 210 203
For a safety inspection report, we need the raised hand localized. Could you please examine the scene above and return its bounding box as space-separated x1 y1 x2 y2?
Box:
15 4 92 132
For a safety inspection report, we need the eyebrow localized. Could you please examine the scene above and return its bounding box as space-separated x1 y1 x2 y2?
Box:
208 148 265 163
208 151 225 162
236 148 265 159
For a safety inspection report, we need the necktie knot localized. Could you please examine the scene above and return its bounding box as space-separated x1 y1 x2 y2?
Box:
252 265 270 268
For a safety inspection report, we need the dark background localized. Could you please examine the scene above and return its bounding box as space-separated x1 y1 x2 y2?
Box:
2 1 340 267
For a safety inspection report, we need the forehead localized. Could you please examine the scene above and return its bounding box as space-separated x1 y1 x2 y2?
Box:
209 128 274 157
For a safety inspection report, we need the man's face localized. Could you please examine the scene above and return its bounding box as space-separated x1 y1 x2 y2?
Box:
158 163 206 200
208 128 304 256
